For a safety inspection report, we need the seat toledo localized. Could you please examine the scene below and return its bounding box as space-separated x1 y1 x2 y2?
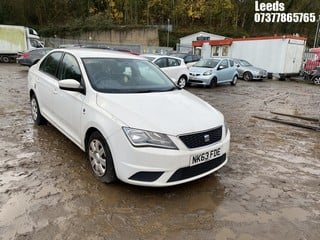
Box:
28 48 230 187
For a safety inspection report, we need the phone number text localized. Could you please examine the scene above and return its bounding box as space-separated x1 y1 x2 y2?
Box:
254 12 316 23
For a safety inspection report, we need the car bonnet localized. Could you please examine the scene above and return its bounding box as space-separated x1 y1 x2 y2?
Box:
96 90 224 136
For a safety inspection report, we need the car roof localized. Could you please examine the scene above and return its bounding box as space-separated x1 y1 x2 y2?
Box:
26 47 53 52
208 57 231 59
141 54 184 61
50 48 144 60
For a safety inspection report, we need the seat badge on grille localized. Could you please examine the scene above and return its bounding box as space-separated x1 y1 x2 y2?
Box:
204 134 210 143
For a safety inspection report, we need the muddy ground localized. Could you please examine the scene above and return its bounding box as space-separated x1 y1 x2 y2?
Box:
0 63 319 240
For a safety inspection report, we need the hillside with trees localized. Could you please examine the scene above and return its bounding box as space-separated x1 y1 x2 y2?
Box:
0 0 319 47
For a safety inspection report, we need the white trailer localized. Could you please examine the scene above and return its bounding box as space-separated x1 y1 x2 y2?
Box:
193 35 307 79
0 25 43 63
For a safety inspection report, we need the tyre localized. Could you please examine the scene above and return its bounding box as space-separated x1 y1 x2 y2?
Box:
209 77 217 88
231 75 238 86
1 56 10 63
177 76 187 88
243 71 253 81
312 76 320 85
87 131 116 183
30 94 47 125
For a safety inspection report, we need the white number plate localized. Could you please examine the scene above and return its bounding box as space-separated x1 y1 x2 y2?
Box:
190 147 221 166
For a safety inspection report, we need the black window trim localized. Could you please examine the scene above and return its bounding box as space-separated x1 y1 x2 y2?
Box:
39 51 64 79
39 51 86 95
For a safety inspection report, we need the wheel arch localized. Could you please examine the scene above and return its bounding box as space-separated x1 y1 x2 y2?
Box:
29 89 36 99
84 127 102 151
211 76 218 82
84 126 115 151
179 74 188 80
84 126 118 183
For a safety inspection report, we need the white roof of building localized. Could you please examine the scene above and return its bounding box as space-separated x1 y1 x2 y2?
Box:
180 31 225 41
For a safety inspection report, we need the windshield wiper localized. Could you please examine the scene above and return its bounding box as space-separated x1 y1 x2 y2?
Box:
134 87 178 93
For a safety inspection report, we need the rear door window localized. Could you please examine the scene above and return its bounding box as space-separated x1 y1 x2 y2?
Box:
39 52 63 78
59 53 82 82
167 58 180 67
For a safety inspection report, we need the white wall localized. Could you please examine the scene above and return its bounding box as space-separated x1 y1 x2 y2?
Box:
229 38 306 74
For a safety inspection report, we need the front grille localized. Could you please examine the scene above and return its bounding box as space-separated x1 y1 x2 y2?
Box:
179 126 222 149
189 80 203 83
167 154 226 182
189 73 200 76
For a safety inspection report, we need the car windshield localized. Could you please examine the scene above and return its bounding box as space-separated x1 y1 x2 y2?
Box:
238 59 253 67
82 58 178 93
193 59 220 68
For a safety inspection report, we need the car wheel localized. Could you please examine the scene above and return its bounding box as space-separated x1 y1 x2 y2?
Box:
209 77 217 88
30 94 47 125
243 71 253 81
312 76 320 85
177 76 187 88
231 75 238 86
87 131 116 183
1 56 10 63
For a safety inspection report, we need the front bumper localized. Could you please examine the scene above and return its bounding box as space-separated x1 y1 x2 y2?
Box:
188 73 213 86
252 71 267 80
109 129 230 187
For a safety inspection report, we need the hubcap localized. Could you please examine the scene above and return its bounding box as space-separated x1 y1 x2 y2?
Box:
31 98 38 121
178 77 186 88
89 139 107 177
2 57 10 63
314 77 320 85
233 76 237 83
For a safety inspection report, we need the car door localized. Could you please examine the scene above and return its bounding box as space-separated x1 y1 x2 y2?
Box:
37 51 64 123
154 57 178 81
166 57 183 81
216 59 234 82
54 53 85 146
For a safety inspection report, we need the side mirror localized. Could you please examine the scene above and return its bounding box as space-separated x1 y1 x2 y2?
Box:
236 64 240 67
218 65 224 70
59 79 85 94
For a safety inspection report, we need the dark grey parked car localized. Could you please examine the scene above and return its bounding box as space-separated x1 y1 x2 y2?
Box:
170 53 201 68
17 47 53 67
308 66 320 85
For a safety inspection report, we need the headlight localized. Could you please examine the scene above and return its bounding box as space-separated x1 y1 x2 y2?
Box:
203 70 213 76
123 127 178 150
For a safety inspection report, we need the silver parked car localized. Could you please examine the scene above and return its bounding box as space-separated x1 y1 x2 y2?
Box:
189 57 238 87
233 58 267 81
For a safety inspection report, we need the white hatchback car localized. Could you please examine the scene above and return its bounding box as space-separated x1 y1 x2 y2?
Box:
28 48 230 187
141 54 189 88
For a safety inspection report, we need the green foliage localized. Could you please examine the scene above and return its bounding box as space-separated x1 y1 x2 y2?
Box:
0 0 319 47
